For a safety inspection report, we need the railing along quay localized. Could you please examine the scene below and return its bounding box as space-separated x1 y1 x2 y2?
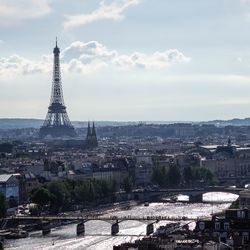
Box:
12 215 208 222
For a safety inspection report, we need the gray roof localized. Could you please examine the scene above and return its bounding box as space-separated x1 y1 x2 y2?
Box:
0 174 13 183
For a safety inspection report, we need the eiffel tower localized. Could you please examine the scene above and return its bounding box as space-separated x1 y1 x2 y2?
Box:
39 39 76 138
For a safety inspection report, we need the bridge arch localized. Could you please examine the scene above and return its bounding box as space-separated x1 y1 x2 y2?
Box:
173 190 239 203
202 191 239 202
84 219 114 225
147 187 242 203
119 219 151 225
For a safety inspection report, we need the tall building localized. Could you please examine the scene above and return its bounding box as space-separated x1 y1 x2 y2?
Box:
85 122 98 148
39 39 76 138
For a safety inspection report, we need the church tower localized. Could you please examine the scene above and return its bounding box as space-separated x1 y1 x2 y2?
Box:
91 122 98 147
85 122 98 148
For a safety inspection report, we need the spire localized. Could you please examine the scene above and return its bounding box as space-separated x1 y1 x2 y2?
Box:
85 121 98 148
87 121 91 138
91 122 96 137
53 37 60 54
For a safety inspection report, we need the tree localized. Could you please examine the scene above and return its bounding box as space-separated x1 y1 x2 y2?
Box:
183 166 216 187
100 180 109 197
48 180 70 212
123 177 133 193
152 165 168 187
75 183 89 203
183 166 193 187
8 196 18 208
0 143 13 153
30 187 51 206
199 167 216 186
167 165 181 188
0 193 6 218
28 177 122 213
87 182 96 202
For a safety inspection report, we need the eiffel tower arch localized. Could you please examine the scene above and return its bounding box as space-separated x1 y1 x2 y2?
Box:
39 39 76 138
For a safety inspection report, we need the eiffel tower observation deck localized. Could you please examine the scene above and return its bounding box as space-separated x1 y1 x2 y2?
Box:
39 39 76 138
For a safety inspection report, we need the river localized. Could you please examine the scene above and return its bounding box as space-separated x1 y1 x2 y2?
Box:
5 192 238 250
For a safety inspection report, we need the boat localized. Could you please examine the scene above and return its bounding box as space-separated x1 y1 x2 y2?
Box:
144 202 149 206
169 196 178 203
153 223 181 236
5 229 28 239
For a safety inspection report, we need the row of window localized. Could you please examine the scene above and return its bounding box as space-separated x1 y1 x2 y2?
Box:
199 222 229 230
0 184 17 188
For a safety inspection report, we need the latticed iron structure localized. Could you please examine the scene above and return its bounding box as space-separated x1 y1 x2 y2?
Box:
39 39 76 138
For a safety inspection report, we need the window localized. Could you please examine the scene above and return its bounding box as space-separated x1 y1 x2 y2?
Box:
237 210 245 219
199 222 205 230
243 232 249 244
224 222 229 230
215 222 220 230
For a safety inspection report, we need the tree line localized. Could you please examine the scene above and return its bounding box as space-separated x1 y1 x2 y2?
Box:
30 178 118 213
152 165 216 188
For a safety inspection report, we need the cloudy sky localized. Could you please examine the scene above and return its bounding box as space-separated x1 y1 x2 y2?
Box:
1 0 250 121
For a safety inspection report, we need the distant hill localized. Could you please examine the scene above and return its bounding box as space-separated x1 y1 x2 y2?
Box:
200 118 250 127
0 119 43 129
0 118 250 129
0 119 139 129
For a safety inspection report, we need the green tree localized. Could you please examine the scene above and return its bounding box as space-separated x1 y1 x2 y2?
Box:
183 166 193 187
8 196 18 208
199 167 216 186
167 165 181 188
28 178 123 212
75 183 89 203
123 177 133 193
0 143 13 153
0 240 3 250
0 193 6 218
87 182 96 202
30 187 51 206
110 179 117 192
152 165 168 187
100 180 109 197
183 166 216 187
48 180 70 212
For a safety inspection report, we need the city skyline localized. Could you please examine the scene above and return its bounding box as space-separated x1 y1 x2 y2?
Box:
1 0 250 121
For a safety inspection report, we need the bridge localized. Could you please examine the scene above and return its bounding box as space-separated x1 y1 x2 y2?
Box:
133 186 243 202
9 215 205 237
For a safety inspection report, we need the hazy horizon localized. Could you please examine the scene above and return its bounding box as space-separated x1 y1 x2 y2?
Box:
0 116 249 123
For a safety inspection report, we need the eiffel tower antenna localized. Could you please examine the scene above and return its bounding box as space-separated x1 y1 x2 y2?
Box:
39 39 76 138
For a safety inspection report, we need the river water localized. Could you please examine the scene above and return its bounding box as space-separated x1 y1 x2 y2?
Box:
5 192 238 250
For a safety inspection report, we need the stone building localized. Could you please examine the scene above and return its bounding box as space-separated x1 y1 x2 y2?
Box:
199 139 250 183
239 187 250 209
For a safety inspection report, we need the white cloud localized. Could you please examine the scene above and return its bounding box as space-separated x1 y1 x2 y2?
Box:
0 0 52 27
64 0 141 30
61 41 191 72
0 41 190 76
0 54 51 76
